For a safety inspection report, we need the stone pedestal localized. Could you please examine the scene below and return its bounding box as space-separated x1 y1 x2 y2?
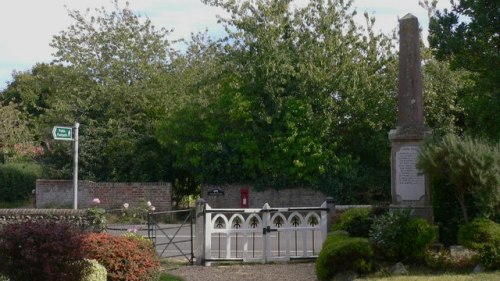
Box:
389 127 433 222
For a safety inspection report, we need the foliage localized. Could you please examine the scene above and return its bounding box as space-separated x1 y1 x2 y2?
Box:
418 134 500 223
0 162 41 202
81 233 160 281
316 231 373 280
369 209 436 262
428 0 500 140
0 102 35 162
0 221 87 281
162 0 398 200
457 218 500 251
479 243 500 270
81 259 107 281
86 199 107 232
424 248 478 270
333 207 373 237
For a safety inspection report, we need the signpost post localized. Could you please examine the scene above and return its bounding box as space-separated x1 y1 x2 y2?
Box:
52 123 79 209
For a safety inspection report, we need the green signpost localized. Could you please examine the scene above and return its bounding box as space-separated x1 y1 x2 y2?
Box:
52 123 79 209
52 126 73 140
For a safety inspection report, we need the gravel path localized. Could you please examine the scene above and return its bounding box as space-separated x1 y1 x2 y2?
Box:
169 262 318 281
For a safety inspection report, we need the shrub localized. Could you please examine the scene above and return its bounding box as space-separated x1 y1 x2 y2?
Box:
333 207 373 237
479 243 500 270
81 233 160 281
418 134 500 224
82 259 107 281
457 218 500 251
425 248 479 270
369 209 436 262
0 162 41 202
457 218 500 270
316 232 373 281
0 221 87 281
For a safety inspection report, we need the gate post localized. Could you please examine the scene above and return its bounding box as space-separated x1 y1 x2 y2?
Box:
326 197 335 232
195 198 207 265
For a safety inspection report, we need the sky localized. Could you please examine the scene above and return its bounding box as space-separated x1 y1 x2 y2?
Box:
0 0 452 91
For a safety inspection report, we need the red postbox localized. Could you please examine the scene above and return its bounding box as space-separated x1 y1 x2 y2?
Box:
240 188 249 208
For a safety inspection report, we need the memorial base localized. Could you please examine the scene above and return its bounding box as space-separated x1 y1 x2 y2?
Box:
389 126 433 223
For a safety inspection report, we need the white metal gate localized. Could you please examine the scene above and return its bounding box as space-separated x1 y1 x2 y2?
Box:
203 202 328 264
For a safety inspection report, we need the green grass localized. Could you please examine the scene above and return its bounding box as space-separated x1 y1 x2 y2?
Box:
159 273 185 281
358 272 499 281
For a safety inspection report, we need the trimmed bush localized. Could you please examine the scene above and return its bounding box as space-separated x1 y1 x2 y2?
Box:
81 233 160 281
316 232 373 281
82 259 107 281
369 209 436 262
0 221 87 281
0 162 41 202
333 207 373 237
457 218 500 251
457 218 500 270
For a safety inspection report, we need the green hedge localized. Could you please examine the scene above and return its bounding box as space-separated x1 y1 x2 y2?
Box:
316 231 373 281
0 162 41 202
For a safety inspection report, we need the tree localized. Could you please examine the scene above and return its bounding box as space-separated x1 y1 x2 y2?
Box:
44 0 175 181
428 0 500 140
157 0 399 202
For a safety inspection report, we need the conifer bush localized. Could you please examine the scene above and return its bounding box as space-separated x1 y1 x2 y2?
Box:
418 134 499 225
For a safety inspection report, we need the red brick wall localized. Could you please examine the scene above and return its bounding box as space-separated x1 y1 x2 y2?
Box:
36 180 171 211
201 184 326 208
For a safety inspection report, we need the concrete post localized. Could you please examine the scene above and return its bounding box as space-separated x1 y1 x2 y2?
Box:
326 197 335 232
195 198 206 265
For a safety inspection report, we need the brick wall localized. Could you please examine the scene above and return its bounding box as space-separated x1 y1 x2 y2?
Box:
36 180 171 211
201 184 327 208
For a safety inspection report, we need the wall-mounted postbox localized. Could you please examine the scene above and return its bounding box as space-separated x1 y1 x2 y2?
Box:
240 188 249 208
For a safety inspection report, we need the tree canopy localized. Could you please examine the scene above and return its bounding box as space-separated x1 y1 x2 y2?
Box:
0 0 494 204
428 0 499 140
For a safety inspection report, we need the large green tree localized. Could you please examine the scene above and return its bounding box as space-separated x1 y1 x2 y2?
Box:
428 0 499 140
158 0 399 202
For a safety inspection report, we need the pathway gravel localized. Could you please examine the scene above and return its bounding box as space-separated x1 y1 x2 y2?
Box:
169 262 318 281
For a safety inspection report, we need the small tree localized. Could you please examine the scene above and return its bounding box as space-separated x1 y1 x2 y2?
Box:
418 134 500 223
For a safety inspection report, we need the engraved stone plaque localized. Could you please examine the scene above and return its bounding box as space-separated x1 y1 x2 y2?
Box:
395 145 425 201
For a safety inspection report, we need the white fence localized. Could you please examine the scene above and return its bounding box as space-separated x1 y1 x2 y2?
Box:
200 202 329 264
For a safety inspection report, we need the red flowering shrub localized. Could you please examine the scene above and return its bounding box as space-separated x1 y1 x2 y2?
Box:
0 221 87 281
81 233 160 281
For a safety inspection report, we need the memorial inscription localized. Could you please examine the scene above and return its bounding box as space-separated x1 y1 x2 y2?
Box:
395 145 425 201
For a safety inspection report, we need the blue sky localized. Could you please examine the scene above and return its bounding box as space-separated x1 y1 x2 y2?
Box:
0 0 452 91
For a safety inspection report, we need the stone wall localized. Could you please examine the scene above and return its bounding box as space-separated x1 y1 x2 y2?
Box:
0 209 91 229
36 180 172 211
201 184 327 208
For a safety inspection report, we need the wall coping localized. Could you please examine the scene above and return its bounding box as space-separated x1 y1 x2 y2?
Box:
0 209 87 216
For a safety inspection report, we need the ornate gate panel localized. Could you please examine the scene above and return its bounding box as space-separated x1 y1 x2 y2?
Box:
203 202 328 264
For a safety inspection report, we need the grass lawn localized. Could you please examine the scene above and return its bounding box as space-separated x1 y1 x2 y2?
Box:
159 273 185 281
359 272 499 280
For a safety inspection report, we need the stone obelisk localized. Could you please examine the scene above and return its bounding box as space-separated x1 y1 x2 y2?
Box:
389 14 433 221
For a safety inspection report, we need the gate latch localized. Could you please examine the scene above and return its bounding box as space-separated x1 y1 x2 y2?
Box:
263 226 277 235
